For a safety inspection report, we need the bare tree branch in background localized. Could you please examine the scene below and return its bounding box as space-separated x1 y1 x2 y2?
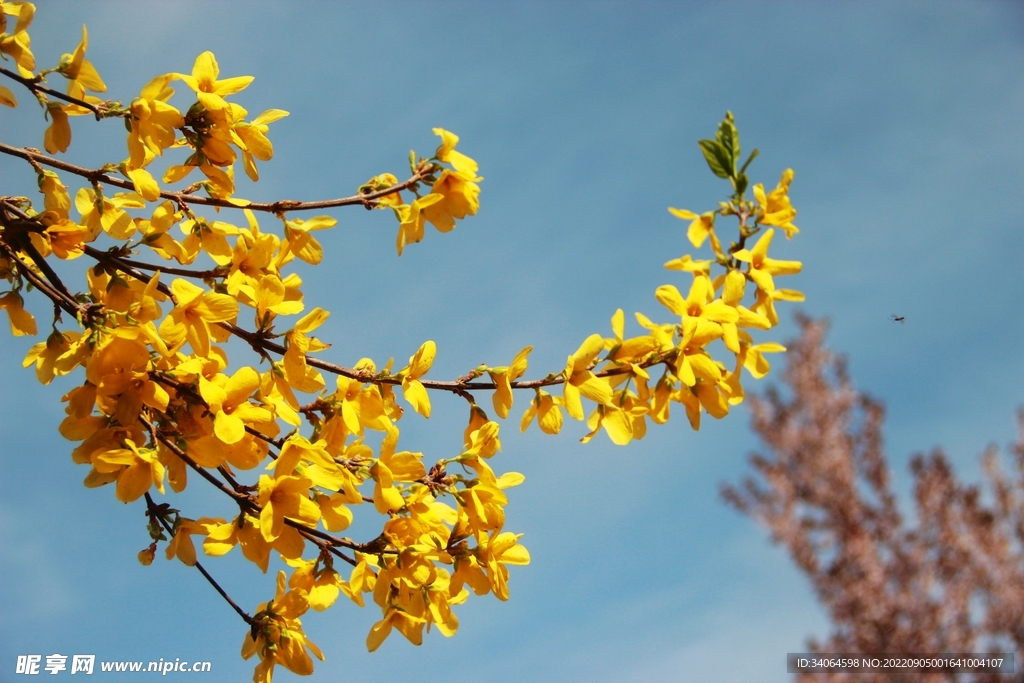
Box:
723 315 1024 683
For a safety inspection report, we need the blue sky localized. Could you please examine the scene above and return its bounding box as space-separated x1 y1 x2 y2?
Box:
1 2 1022 681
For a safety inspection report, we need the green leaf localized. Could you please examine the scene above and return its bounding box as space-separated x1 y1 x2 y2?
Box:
715 113 740 173
698 139 732 179
733 173 748 197
739 148 760 175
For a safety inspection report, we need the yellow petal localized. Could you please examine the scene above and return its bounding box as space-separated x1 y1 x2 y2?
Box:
610 308 624 340
563 382 583 421
655 285 688 316
601 408 633 445
214 411 246 445
211 75 254 97
43 105 71 154
116 462 153 502
1 294 37 336
408 340 436 379
570 334 605 370
224 366 260 405
668 207 697 220
366 618 393 652
127 167 161 201
198 292 239 322
537 399 563 435
578 375 613 406
401 378 431 418
495 471 525 489
319 493 353 532
499 543 531 565
163 164 195 184
190 51 219 85
295 307 329 333
0 85 16 107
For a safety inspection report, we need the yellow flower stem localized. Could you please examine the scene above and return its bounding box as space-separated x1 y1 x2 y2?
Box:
726 205 766 280
108 234 691 407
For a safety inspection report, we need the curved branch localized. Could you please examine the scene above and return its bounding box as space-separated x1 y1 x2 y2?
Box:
0 66 125 120
0 203 89 319
108 253 224 280
86 246 675 397
141 416 250 504
0 241 82 318
143 492 253 624
20 230 672 403
0 141 430 212
143 416 383 558
224 320 673 394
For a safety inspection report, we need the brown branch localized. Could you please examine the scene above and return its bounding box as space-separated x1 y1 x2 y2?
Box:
12 216 674 403
81 245 180 306
14 231 77 301
109 253 224 280
287 525 357 568
5 200 663 401
0 66 125 120
147 373 285 451
223 320 667 394
143 492 253 624
321 544 358 567
0 242 81 318
141 416 250 504
216 466 247 492
244 425 285 451
0 141 431 212
142 416 385 558
283 519 359 563
0 198 85 309
88 242 674 397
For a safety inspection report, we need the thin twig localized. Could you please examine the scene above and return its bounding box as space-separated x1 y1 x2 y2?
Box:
0 141 430 212
13 213 670 399
0 66 124 120
15 232 78 301
141 416 250 503
88 243 673 396
143 492 253 624
143 416 386 556
112 254 223 280
0 241 84 318
1 248 78 315
147 373 285 451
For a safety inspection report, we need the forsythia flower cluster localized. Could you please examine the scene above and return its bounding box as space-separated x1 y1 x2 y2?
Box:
0 9 803 683
508 114 804 444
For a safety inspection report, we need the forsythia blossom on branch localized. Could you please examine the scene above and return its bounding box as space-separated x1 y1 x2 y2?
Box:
0 8 804 681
